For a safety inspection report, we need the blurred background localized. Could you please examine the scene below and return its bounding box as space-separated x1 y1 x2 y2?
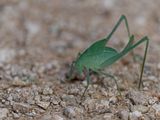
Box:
0 0 159 65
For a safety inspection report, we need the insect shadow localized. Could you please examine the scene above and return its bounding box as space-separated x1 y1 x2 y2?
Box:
67 15 149 98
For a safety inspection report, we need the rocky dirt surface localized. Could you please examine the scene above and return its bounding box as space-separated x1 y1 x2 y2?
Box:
0 0 160 120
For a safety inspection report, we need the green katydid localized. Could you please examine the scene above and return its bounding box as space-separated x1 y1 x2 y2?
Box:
68 15 149 97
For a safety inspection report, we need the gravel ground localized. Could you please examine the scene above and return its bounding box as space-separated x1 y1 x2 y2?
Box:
0 0 160 120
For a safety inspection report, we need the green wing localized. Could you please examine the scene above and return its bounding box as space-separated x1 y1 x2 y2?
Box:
77 46 118 70
83 38 106 54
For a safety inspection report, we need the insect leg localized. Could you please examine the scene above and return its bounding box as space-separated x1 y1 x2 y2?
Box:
81 68 91 99
138 38 149 89
106 15 138 61
98 71 121 96
122 36 149 89
106 15 131 42
100 36 149 89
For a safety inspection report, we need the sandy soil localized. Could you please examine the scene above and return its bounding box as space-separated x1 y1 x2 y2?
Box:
0 0 160 120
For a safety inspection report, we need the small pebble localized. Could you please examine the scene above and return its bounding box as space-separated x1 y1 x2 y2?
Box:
67 87 80 95
103 0 115 10
148 75 158 82
109 96 118 104
118 110 129 120
126 90 149 105
152 103 160 117
36 101 50 110
100 88 108 97
129 111 142 120
82 99 96 112
132 105 149 113
103 113 113 120
41 95 51 102
0 108 9 119
148 97 158 105
12 78 31 86
12 112 20 119
60 101 66 107
0 48 16 63
12 102 34 114
42 87 53 95
63 106 76 119
142 114 152 120
51 96 61 105
53 115 64 120
95 100 110 113
39 113 52 120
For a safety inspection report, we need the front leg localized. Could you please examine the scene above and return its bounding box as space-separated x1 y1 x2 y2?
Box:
81 68 91 99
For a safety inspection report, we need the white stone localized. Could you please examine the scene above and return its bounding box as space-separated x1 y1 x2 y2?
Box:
25 21 40 38
94 100 110 113
54 115 64 120
63 106 76 119
126 91 149 105
119 110 129 120
109 96 117 104
148 75 158 82
42 87 53 95
0 108 9 119
133 105 149 113
130 111 142 120
135 16 146 27
103 113 113 120
152 103 160 113
12 112 20 119
0 48 15 63
36 101 50 110
83 99 96 112
103 0 115 10
148 97 158 105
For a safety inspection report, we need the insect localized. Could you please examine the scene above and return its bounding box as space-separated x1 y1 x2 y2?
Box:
68 15 149 97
